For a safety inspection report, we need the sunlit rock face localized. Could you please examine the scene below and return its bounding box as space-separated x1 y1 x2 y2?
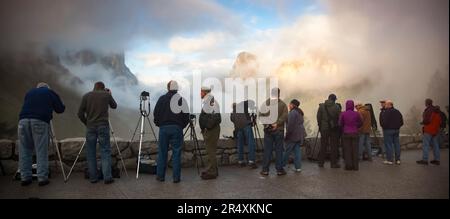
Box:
63 50 138 87
0 46 140 139
231 51 259 79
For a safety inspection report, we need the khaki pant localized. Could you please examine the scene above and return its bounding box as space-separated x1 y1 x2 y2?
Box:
202 125 220 176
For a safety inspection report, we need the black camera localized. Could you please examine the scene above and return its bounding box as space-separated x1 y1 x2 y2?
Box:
140 91 150 100
189 114 196 120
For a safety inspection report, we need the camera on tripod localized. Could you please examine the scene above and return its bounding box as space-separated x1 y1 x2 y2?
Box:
140 91 150 101
189 114 196 120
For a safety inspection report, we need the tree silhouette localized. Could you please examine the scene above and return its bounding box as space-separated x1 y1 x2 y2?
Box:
404 105 422 135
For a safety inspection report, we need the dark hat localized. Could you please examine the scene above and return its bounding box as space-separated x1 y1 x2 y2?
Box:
328 94 337 101
290 99 300 107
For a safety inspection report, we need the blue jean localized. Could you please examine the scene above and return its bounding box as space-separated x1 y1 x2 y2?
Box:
422 133 440 161
359 133 372 159
383 129 401 162
157 125 183 181
282 141 302 169
262 130 284 172
236 125 256 163
86 124 112 182
18 119 49 182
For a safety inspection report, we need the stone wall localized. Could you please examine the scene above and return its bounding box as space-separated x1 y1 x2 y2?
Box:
0 135 448 175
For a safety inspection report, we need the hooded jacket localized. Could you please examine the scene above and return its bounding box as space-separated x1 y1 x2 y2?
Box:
338 100 362 135
285 107 306 143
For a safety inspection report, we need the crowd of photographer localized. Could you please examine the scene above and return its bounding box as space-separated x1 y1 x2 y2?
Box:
16 81 448 186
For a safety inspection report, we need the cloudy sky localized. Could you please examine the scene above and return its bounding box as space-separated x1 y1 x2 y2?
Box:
124 0 322 87
0 0 448 114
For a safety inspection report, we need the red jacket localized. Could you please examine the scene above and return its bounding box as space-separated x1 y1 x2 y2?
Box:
423 108 441 136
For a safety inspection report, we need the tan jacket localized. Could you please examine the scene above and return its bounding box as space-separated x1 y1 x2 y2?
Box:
357 106 372 134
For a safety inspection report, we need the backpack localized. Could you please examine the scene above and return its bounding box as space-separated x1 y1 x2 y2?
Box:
423 111 442 136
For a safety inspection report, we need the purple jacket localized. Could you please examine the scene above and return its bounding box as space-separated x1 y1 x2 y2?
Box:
339 100 362 135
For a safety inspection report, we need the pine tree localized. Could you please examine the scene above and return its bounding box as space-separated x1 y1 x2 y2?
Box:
404 106 422 135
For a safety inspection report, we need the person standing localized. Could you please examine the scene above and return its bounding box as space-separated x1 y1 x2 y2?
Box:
417 99 442 165
259 88 288 176
230 100 258 169
356 103 373 161
436 106 448 150
380 100 403 165
282 99 306 172
78 81 117 184
316 94 342 168
199 86 221 180
18 82 65 186
376 100 387 157
339 100 362 170
153 80 190 183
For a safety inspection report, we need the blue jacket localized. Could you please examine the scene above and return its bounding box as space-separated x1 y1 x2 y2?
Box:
19 87 65 123
153 91 190 129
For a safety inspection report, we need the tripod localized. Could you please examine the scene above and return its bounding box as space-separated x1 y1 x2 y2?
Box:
50 121 67 181
129 92 158 179
65 119 128 182
183 116 204 175
250 113 264 152
372 128 384 157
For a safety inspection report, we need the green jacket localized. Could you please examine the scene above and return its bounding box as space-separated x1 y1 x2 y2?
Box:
199 94 221 130
259 98 288 132
317 99 341 131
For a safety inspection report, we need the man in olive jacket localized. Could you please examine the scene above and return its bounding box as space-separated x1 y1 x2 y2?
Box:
259 88 288 176
199 86 221 180
316 94 342 168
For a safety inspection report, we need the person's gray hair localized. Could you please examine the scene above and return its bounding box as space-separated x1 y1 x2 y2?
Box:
168 80 179 91
36 82 50 89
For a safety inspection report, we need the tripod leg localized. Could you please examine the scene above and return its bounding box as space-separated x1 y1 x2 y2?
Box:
252 125 260 152
65 139 86 182
109 120 128 177
192 128 204 167
372 129 383 157
136 115 145 179
50 122 67 181
129 116 142 145
312 131 320 161
254 124 264 152
185 125 199 175
146 116 158 143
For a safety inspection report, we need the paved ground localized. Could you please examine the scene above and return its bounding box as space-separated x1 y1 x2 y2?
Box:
0 149 448 199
